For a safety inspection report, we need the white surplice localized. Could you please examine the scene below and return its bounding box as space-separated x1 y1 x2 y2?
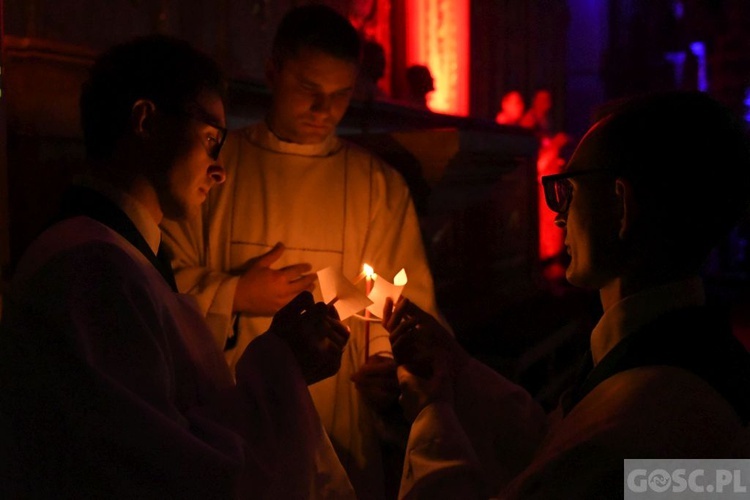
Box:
0 209 354 499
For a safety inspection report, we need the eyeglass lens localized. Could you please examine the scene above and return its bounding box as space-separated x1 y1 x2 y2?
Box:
544 178 571 213
181 104 227 161
208 128 226 161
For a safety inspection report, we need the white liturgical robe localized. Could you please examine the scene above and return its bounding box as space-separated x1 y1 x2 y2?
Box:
161 122 546 498
161 121 443 498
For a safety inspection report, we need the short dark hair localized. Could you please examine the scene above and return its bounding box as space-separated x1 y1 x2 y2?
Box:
80 34 227 160
596 90 750 266
271 4 360 67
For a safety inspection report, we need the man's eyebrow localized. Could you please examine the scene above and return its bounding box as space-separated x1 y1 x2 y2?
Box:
186 103 225 129
297 76 322 89
297 76 353 94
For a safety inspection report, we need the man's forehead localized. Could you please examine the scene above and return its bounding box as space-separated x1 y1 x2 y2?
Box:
566 121 611 171
285 50 357 88
191 91 226 127
283 46 356 66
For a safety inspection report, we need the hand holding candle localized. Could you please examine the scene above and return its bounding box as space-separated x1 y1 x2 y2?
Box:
315 263 408 363
316 266 371 319
384 296 470 379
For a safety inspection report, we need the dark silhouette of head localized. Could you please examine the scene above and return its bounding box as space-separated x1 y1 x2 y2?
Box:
80 34 226 161
361 40 386 82
585 90 750 270
405 64 434 109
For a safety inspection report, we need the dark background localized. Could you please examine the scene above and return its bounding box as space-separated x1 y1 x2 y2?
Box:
2 0 749 409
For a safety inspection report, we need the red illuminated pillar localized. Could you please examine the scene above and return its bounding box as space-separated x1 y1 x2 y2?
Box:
405 0 469 115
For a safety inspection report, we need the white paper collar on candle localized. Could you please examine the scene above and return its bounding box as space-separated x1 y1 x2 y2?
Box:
316 266 407 320
366 269 407 317
316 266 372 320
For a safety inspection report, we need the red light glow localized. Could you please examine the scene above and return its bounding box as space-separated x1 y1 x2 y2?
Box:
405 0 469 115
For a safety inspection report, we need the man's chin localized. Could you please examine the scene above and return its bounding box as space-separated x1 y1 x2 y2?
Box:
161 200 199 222
297 126 332 144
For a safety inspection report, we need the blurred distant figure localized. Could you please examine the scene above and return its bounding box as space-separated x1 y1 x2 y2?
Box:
521 89 570 152
520 88 553 134
354 39 388 102
495 90 525 125
405 64 434 111
521 88 570 276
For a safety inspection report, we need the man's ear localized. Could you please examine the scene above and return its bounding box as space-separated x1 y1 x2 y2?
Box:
615 177 636 240
131 99 157 139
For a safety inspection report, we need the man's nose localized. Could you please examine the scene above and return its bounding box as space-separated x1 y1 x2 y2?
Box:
311 94 332 114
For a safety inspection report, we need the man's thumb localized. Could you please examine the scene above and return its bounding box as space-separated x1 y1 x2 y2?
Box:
258 242 285 267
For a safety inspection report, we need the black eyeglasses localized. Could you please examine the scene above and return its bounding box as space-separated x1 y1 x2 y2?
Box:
541 168 612 214
162 102 227 161
182 105 227 161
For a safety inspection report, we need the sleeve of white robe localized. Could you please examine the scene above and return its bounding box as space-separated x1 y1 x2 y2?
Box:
161 202 239 352
452 358 547 493
399 401 485 500
237 332 356 499
360 157 447 357
398 357 547 500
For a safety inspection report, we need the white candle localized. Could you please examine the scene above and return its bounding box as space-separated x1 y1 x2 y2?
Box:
363 264 374 361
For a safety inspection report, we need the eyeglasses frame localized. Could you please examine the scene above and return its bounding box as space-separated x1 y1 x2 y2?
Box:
182 104 227 161
541 168 613 214
159 101 227 161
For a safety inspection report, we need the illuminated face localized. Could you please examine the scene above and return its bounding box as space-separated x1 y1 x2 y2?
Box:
501 91 524 123
554 122 622 290
265 47 357 145
533 90 553 115
160 90 227 220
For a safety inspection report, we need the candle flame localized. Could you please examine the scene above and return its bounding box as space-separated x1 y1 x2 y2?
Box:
393 268 408 286
363 263 374 278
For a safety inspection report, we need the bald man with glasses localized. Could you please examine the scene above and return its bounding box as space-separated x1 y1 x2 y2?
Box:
386 90 750 499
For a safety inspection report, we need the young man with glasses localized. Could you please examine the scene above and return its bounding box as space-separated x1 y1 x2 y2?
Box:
0 34 355 498
386 90 750 499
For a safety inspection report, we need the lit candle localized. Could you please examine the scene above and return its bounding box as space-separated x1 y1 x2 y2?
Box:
363 263 375 361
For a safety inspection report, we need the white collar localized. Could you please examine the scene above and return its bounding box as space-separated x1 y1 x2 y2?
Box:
74 175 162 255
590 276 706 365
244 120 343 158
